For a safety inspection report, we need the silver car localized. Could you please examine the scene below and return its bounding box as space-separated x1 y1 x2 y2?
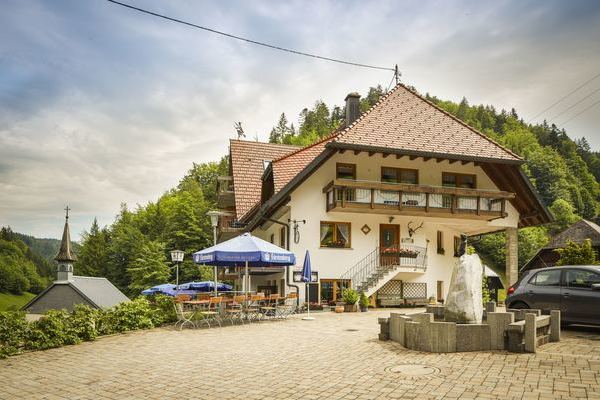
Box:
506 265 600 325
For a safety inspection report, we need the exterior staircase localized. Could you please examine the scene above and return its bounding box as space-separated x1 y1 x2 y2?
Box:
340 244 428 298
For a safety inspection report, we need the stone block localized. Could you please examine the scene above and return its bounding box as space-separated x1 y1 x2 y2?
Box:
487 312 514 350
485 301 497 313
426 321 457 353
426 305 445 320
412 313 434 324
378 317 389 341
404 321 421 350
389 313 404 343
524 313 537 353
456 324 491 352
550 310 561 342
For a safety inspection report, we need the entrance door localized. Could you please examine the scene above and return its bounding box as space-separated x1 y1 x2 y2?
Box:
380 224 400 266
437 281 444 302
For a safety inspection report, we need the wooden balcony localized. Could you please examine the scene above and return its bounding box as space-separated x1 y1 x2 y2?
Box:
323 179 514 221
217 176 235 209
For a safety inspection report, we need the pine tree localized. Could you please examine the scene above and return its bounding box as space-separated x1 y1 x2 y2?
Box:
127 240 170 294
76 218 109 277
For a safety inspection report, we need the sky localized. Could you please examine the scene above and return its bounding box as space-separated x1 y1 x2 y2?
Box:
1 0 600 240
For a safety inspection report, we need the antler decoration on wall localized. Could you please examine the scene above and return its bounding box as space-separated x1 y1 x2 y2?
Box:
407 221 424 237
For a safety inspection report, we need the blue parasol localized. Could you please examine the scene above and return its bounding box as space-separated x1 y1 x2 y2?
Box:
301 250 314 320
193 233 295 296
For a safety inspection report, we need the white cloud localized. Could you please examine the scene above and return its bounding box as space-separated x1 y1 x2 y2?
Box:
1 0 599 238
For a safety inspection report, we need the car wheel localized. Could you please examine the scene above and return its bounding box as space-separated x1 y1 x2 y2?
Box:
509 301 529 309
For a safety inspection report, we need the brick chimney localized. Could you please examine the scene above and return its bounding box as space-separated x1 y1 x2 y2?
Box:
345 92 361 126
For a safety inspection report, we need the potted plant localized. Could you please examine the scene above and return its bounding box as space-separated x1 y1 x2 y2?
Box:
398 248 419 258
342 288 359 312
428 296 437 305
359 292 369 312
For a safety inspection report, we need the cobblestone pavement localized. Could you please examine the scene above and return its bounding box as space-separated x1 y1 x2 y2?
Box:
1 309 599 399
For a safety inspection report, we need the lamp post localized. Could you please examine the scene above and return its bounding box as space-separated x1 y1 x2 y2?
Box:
207 210 221 296
170 249 185 292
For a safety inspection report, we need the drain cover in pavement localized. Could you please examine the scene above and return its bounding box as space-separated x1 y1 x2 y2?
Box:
385 364 440 376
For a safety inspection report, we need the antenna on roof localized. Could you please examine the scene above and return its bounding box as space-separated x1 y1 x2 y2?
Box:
234 122 245 139
394 64 401 85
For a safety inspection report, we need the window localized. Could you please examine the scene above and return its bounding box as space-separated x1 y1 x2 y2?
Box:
453 236 461 257
566 269 600 289
320 222 351 248
279 226 286 249
437 231 445 255
336 163 356 202
381 167 418 184
320 279 351 304
442 172 476 189
336 163 356 180
530 270 562 286
262 160 271 170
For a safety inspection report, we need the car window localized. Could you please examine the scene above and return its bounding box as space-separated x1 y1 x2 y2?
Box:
529 269 561 286
566 269 600 289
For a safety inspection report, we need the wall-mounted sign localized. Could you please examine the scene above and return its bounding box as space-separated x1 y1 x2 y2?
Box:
293 271 318 283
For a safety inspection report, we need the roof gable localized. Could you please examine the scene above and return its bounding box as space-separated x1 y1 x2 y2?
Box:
229 140 299 220
71 276 130 309
331 84 521 163
271 134 337 193
547 219 600 249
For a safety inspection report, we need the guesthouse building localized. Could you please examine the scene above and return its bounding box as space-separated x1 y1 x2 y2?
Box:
215 84 551 305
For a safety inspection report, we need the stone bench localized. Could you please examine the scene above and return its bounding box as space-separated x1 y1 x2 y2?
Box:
506 310 560 353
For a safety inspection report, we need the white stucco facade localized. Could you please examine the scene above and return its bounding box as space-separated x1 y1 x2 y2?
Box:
247 152 519 304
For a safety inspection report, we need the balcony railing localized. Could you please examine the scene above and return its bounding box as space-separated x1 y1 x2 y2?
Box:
323 179 514 220
217 176 235 208
219 214 245 233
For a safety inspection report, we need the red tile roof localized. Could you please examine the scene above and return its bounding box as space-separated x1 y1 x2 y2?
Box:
332 84 521 162
229 140 299 220
271 133 339 192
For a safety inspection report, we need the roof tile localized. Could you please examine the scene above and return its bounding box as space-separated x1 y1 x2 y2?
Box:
230 140 299 219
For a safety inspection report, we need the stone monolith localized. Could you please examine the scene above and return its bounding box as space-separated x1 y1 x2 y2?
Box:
444 254 483 324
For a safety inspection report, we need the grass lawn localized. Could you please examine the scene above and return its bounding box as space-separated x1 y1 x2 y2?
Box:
0 292 36 311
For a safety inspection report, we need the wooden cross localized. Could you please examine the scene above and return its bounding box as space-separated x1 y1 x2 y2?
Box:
64 206 70 219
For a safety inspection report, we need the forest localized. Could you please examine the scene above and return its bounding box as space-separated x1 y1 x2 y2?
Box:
1 84 598 296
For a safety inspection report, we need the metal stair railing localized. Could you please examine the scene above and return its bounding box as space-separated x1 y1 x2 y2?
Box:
340 244 428 294
339 247 381 292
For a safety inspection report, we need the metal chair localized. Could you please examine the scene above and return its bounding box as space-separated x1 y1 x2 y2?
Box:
245 294 263 323
173 302 196 330
224 295 246 325
197 297 223 328
260 294 280 320
284 292 298 318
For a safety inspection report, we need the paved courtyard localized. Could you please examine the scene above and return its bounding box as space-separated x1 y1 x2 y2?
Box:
1 309 600 400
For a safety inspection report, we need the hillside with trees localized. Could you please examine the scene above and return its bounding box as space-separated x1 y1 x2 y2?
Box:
0 227 51 296
71 157 228 296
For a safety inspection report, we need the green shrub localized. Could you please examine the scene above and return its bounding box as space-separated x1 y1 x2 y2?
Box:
0 311 28 358
359 292 369 308
103 297 155 333
26 310 81 351
342 288 359 305
1 297 172 358
70 305 100 342
147 294 176 325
